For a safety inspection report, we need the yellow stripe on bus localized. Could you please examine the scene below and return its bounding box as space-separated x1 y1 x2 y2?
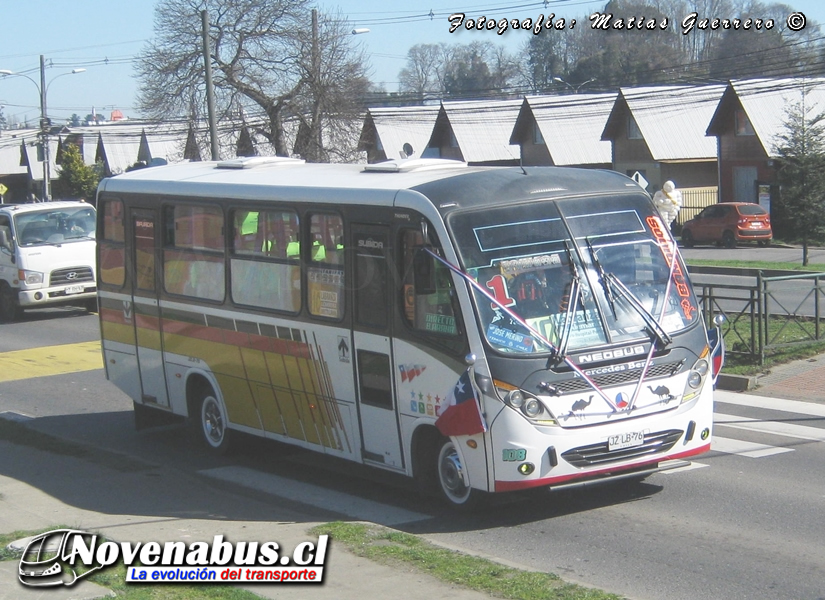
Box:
0 341 103 382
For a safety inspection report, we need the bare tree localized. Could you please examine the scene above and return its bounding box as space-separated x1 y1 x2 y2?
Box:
136 0 369 160
399 43 451 100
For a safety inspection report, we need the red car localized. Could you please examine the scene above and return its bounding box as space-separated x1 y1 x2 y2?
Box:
681 202 772 248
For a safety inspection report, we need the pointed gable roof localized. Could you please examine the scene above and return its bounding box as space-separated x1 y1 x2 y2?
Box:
603 84 725 161
431 98 522 164
707 77 825 157
512 93 616 165
358 105 440 160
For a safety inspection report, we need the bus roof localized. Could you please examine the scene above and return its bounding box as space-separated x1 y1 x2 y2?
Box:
97 159 646 214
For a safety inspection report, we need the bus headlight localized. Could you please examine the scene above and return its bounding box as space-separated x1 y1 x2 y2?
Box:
682 359 709 403
523 398 542 418
495 380 551 422
507 390 525 408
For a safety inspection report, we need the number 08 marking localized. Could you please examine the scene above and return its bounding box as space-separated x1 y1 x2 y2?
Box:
502 448 527 462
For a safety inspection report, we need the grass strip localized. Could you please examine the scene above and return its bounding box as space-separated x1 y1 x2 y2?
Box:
311 521 624 600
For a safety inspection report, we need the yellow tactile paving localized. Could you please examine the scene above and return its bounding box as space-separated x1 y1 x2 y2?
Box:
0 341 103 382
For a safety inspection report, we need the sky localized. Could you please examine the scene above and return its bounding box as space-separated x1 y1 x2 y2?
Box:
0 0 824 125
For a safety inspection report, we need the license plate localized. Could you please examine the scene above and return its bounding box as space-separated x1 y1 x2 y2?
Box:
65 285 84 295
608 430 646 451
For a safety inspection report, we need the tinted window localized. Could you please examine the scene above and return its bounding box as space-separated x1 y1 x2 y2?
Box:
737 204 767 216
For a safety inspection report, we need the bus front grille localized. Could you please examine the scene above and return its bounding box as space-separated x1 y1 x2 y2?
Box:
50 267 94 286
561 429 682 468
553 361 683 394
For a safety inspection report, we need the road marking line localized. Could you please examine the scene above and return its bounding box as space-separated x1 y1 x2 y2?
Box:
200 466 430 525
715 412 825 442
660 461 709 474
711 436 794 458
0 341 102 383
715 391 825 417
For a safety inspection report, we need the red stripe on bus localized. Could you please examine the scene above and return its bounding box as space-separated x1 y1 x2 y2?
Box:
134 312 160 332
494 443 711 492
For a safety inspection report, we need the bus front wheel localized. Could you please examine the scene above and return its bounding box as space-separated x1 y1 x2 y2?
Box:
194 389 232 455
436 438 481 509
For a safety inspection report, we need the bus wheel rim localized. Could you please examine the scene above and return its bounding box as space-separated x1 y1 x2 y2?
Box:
438 442 470 503
202 397 224 446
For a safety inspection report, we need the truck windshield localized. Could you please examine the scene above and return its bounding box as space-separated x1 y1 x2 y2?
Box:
447 194 699 356
14 206 96 246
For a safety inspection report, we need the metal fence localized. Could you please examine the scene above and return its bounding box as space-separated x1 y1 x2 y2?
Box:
676 186 718 225
690 266 825 364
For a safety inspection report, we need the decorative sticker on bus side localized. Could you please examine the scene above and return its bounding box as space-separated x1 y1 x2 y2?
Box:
645 216 696 322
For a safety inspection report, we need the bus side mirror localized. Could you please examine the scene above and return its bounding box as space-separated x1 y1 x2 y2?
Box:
413 248 437 295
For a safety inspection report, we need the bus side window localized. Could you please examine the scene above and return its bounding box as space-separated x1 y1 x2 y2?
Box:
99 199 125 287
307 213 344 319
162 204 225 302
229 208 301 312
400 228 458 336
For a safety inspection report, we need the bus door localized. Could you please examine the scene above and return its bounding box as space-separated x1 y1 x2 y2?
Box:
129 209 169 407
351 224 404 470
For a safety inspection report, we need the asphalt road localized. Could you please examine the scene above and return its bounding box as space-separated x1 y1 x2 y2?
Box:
2 308 825 600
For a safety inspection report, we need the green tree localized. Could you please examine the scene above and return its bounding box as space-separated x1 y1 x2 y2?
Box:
0 105 7 130
773 92 825 265
55 145 104 201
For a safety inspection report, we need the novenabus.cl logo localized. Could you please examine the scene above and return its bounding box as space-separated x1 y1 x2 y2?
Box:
17 528 330 586
18 529 102 587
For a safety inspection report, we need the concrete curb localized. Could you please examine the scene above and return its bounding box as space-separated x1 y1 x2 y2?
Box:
716 372 758 392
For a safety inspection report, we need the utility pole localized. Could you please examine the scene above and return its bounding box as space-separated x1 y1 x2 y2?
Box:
40 55 50 201
202 9 220 161
311 8 322 162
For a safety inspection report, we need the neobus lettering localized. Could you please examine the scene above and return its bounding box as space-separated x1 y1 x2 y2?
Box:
578 345 645 363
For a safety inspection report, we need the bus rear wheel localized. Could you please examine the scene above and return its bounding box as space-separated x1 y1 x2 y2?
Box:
436 438 481 509
194 389 232 455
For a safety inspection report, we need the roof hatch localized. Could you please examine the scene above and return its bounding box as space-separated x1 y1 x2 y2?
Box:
216 156 305 169
363 158 467 173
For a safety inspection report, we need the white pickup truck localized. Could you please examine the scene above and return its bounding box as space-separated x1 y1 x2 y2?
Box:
0 200 97 322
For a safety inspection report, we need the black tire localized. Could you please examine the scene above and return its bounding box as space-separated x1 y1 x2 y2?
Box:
84 297 98 313
681 229 695 248
436 438 482 510
723 230 736 249
0 282 22 323
193 387 232 455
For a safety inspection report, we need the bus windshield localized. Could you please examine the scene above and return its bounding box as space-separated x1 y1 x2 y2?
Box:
447 194 699 356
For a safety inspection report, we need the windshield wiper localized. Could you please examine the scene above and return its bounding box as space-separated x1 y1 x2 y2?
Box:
606 273 672 347
586 239 672 348
555 241 583 361
586 238 617 317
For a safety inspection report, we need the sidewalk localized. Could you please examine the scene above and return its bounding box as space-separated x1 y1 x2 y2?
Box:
0 440 493 600
746 351 825 404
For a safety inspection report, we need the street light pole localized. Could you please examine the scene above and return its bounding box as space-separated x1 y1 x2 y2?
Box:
0 57 85 200
553 77 596 94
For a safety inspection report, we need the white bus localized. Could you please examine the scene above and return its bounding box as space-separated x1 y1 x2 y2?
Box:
96 157 723 508
0 200 97 322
